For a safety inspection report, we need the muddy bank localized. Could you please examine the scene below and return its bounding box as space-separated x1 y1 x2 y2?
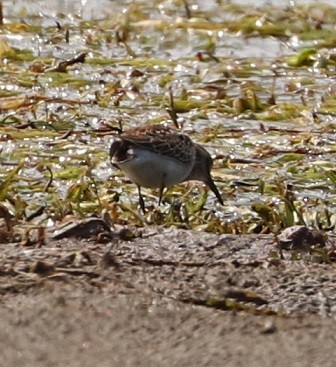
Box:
1 228 336 366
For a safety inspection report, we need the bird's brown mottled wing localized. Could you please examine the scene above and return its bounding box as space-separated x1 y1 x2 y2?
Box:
120 125 195 163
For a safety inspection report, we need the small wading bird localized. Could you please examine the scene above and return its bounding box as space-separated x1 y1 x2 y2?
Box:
109 124 223 212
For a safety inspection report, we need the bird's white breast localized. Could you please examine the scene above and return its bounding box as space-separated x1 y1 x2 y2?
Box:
113 147 194 188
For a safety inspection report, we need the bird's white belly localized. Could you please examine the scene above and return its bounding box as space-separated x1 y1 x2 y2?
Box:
115 148 194 188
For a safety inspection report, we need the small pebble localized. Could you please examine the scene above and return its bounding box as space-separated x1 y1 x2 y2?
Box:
260 320 277 334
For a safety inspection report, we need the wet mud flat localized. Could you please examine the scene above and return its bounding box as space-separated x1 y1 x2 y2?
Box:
1 227 336 367
1 0 336 365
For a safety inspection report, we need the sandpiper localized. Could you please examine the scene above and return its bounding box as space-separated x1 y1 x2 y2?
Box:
109 124 223 212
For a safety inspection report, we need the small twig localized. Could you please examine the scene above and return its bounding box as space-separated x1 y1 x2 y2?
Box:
45 101 49 123
57 129 73 140
196 51 220 63
65 29 70 43
126 257 211 268
26 206 46 222
15 121 36 129
55 21 62 31
44 166 53 192
0 204 12 233
53 268 100 278
273 232 285 260
182 0 191 19
0 2 3 26
45 52 86 73
166 86 179 128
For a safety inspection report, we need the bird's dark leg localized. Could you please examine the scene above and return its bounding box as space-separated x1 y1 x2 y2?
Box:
158 176 165 206
158 185 165 206
137 184 146 213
